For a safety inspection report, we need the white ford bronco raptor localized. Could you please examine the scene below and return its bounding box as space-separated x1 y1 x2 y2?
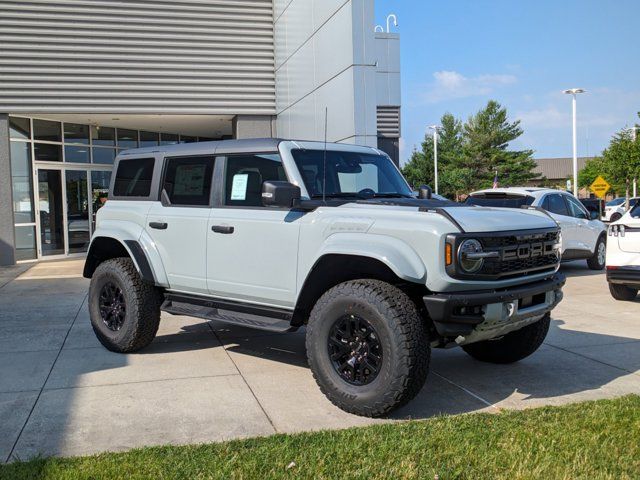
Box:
84 139 565 417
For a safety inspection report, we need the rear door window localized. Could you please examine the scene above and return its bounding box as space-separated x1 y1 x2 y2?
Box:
113 157 155 197
565 195 588 219
544 194 570 216
162 156 215 206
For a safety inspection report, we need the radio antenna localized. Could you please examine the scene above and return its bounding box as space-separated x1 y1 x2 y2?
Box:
322 107 328 204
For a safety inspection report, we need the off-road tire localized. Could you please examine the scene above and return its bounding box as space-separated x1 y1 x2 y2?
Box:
89 257 162 353
587 235 606 270
462 312 551 364
609 283 638 301
610 212 622 222
306 279 429 417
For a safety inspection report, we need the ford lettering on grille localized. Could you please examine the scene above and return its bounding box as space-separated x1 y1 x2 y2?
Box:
501 240 558 261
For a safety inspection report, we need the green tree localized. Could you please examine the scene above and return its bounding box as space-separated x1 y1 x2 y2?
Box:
460 100 539 189
600 126 640 208
402 113 463 192
439 167 475 201
578 157 606 189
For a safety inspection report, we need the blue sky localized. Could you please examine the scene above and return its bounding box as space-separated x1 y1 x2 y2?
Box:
375 0 640 164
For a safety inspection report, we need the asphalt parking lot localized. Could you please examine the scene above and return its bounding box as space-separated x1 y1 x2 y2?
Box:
1 259 639 462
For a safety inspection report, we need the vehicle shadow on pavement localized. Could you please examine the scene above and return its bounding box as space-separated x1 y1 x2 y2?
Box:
560 261 606 277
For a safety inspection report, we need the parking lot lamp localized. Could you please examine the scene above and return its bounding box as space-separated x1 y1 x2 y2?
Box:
429 125 440 194
563 88 586 197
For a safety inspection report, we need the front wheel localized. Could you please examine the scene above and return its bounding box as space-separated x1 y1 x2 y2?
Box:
587 236 606 270
609 283 638 301
610 212 622 222
462 313 550 364
89 257 162 353
306 280 429 417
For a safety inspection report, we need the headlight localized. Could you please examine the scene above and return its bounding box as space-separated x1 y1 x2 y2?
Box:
458 239 484 273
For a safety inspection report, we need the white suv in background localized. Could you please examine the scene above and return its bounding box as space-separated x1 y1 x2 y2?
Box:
467 188 607 270
606 205 640 301
604 197 640 222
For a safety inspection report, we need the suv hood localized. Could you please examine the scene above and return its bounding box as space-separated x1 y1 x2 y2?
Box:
440 206 557 232
347 198 557 233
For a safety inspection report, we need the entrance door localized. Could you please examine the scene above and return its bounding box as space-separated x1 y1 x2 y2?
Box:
65 170 90 253
37 169 65 256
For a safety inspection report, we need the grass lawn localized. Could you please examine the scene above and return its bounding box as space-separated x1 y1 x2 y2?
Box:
1 395 639 480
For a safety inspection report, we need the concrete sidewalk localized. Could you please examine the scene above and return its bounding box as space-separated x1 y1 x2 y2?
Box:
1 259 639 461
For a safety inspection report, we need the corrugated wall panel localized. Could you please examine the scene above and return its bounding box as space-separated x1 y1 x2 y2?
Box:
0 0 276 114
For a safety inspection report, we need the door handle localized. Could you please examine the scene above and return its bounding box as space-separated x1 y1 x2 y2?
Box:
149 222 168 230
212 225 234 234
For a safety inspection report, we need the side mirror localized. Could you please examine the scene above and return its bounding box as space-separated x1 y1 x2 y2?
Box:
261 181 301 208
590 210 599 220
418 185 433 199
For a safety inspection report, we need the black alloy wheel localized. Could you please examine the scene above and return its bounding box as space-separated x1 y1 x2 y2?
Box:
98 281 126 331
328 314 383 386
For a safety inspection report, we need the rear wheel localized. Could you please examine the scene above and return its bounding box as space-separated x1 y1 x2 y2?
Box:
306 280 429 417
462 313 550 364
587 236 606 270
609 283 638 301
89 257 162 353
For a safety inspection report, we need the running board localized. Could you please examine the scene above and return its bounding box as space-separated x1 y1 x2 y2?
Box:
161 293 297 333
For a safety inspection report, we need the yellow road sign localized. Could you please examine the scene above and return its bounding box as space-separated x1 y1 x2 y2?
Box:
589 175 611 199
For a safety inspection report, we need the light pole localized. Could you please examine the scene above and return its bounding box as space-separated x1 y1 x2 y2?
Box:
630 126 639 197
563 88 586 197
429 125 440 194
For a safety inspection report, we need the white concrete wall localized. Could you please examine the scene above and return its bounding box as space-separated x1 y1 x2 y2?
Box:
375 32 401 107
273 0 378 146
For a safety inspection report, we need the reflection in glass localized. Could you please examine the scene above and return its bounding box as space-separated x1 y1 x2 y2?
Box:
14 225 37 261
92 147 116 165
179 135 197 143
34 143 62 162
38 170 65 256
64 123 89 144
9 117 30 139
65 145 90 164
66 171 90 253
91 170 111 231
160 133 178 145
91 126 115 146
139 131 159 147
117 128 138 149
33 119 62 142
10 142 35 223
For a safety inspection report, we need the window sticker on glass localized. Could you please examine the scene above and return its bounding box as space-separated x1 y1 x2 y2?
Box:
174 165 206 196
231 173 249 201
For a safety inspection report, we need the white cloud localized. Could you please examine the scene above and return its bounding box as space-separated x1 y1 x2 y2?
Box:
516 106 623 130
421 71 517 104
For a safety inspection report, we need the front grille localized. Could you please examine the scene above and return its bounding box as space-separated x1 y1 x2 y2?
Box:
447 228 561 280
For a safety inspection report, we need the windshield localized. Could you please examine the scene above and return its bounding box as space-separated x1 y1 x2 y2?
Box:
465 194 535 208
631 203 640 218
607 198 625 207
291 149 413 198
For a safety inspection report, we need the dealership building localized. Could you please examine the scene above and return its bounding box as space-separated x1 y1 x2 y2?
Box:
0 0 401 265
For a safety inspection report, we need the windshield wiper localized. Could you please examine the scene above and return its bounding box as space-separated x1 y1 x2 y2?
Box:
311 193 361 199
371 193 414 198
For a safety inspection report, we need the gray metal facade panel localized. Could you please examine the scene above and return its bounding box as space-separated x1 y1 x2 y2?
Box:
0 0 276 114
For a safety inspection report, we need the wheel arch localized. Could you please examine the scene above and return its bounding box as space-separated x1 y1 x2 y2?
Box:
84 236 157 285
292 253 428 326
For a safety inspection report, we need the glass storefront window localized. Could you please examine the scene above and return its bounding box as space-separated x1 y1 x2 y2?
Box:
92 147 116 165
139 131 159 148
91 170 111 231
65 145 90 164
64 123 89 144
91 126 115 146
34 143 62 162
10 141 35 223
33 119 62 142
117 129 138 149
9 117 30 139
66 171 90 254
160 133 178 145
14 225 37 261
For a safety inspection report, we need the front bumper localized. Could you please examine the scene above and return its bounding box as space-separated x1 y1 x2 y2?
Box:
607 266 640 287
423 273 565 343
